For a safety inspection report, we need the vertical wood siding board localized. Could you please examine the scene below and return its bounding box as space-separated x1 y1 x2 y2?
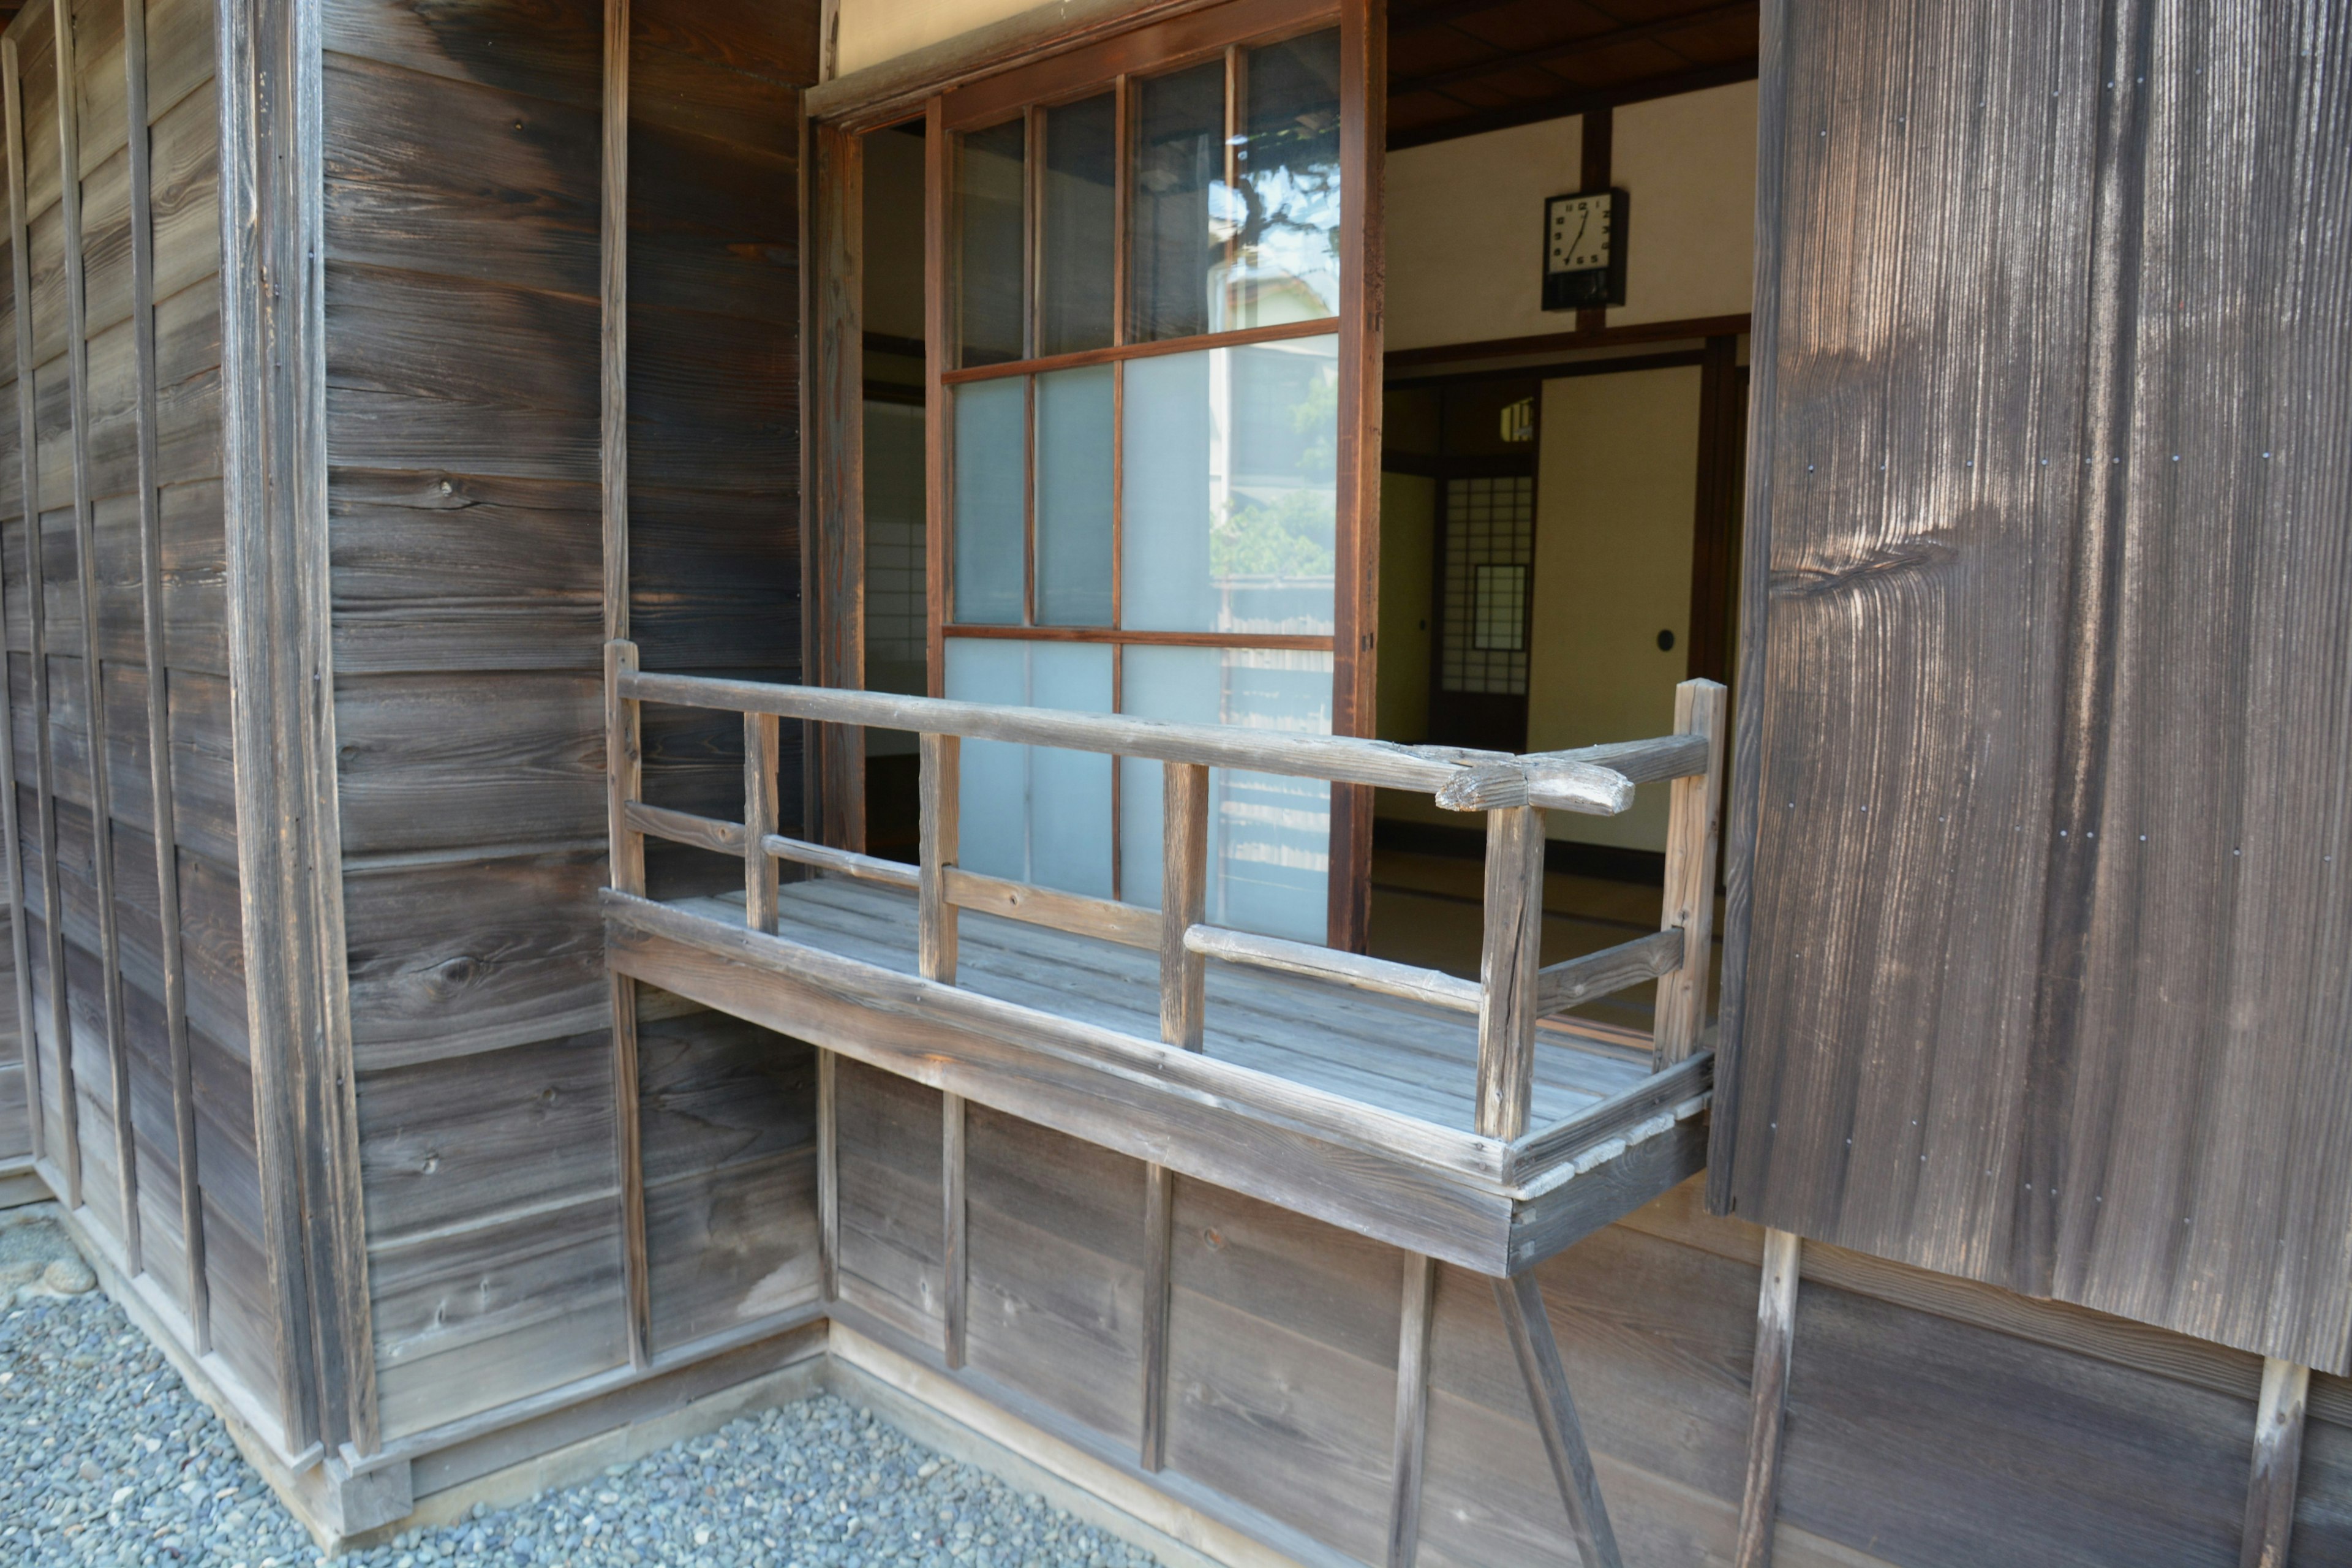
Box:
12 17 80 1206
611 971 650 1368
2046 6 2352 1369
0 40 40 1173
124 0 206 1340
816 1043 836 1300
600 0 625 642
61 0 146 1270
941 1087 965 1368
1137 1159 1173 1471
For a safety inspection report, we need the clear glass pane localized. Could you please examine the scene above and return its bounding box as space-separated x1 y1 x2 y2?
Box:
945 638 1114 899
1034 364 1114 626
1119 645 1331 942
1128 60 1224 344
1120 335 1337 635
1234 29 1342 326
1040 93 1117 356
958 118 1027 367
952 377 1027 625
862 398 929 699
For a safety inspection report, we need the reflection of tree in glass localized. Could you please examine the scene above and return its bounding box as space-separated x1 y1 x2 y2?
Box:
1213 372 1335 581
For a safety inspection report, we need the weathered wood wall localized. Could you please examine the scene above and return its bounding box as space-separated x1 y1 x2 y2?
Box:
315 0 816 1440
833 1066 2352 1567
1714 0 2352 1373
1 0 268 1408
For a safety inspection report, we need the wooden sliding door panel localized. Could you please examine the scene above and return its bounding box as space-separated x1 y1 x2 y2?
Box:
1721 0 2352 1372
1716 0 2101 1271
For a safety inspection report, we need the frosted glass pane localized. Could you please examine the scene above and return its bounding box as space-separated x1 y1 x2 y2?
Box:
952 377 1026 625
1041 94 1117 356
959 119 1026 366
1035 365 1114 626
1119 646 1331 942
1121 337 1337 635
1234 30 1341 326
944 639 1114 899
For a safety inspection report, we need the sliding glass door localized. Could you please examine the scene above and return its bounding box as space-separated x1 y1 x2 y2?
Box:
922 0 1377 944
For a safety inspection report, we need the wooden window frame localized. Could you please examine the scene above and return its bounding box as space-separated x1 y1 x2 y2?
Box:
810 0 1382 948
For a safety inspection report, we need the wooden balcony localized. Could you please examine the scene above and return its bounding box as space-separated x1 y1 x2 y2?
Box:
598 641 1726 1280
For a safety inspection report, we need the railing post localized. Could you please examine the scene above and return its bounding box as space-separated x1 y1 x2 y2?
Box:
919 733 959 983
1474 802 1547 1140
744 711 780 933
1160 762 1209 1050
605 639 644 897
1653 678 1727 1069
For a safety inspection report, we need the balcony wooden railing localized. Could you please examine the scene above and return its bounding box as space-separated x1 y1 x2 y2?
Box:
604 639 1724 1144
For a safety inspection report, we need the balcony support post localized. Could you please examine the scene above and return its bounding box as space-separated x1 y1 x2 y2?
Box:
920 733 960 984
1654 677 1727 1069
1474 804 1547 1140
745 712 781 933
1161 762 1210 1050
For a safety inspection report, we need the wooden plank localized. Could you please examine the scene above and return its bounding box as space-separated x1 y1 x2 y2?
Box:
1535 929 1684 1019
742 711 779 932
1159 762 1206 1050
620 668 1641 815
1189 924 1479 1013
806 118 860 851
604 910 1521 1273
941 1088 966 1369
1137 1159 1173 1471
1474 806 1544 1140
643 1146 820 1357
1494 1270 1623 1568
918 731 956 983
764 832 919 889
1652 680 1725 1068
2239 1358 2309 1568
1386 1253 1436 1568
1433 737 1705 812
948 865 1156 951
0 36 37 1183
604 638 644 895
124 0 203 1336
612 971 649 1370
1733 1228 1801 1568
599 0 625 640
624 798 742 858
219 0 377 1455
816 1044 837 1301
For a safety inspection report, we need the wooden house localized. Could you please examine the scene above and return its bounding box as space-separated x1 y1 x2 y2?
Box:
1 0 2348 1562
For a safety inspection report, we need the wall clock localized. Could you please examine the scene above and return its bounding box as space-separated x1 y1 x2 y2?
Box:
1544 187 1627 311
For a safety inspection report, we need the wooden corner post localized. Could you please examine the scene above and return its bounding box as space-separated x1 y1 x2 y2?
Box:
603 638 650 1367
1654 677 1727 1069
1475 804 1547 1140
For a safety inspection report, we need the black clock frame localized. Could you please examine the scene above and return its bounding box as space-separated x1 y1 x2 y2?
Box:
1542 186 1629 312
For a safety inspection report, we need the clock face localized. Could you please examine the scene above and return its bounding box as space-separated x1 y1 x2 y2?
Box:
1547 193 1612 274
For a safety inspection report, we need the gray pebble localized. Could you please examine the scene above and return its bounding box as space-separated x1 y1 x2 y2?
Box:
40 1256 95 1295
2 1288 1167 1568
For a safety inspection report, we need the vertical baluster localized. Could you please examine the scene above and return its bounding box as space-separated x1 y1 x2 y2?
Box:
920 733 959 983
1653 677 1727 1069
1474 802 1545 1140
744 712 780 932
1160 761 1209 1050
605 639 644 897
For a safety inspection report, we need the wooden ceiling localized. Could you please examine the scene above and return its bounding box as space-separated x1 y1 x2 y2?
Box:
1387 0 1759 149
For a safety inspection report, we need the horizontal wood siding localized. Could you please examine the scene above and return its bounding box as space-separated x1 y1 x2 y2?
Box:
4 0 250 1401
1717 0 2352 1370
320 0 623 1439
320 0 818 1438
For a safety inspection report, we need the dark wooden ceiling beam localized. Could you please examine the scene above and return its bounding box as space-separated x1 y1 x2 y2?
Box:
1390 0 1616 40
1388 56 1758 149
1389 0 1752 102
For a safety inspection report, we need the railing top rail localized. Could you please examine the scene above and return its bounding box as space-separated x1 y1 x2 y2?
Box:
616 656 1705 816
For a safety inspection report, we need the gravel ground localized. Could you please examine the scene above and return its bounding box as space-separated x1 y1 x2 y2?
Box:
0 1211 1167 1568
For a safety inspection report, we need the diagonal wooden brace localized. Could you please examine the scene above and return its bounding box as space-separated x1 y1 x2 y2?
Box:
1495 1271 1625 1568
